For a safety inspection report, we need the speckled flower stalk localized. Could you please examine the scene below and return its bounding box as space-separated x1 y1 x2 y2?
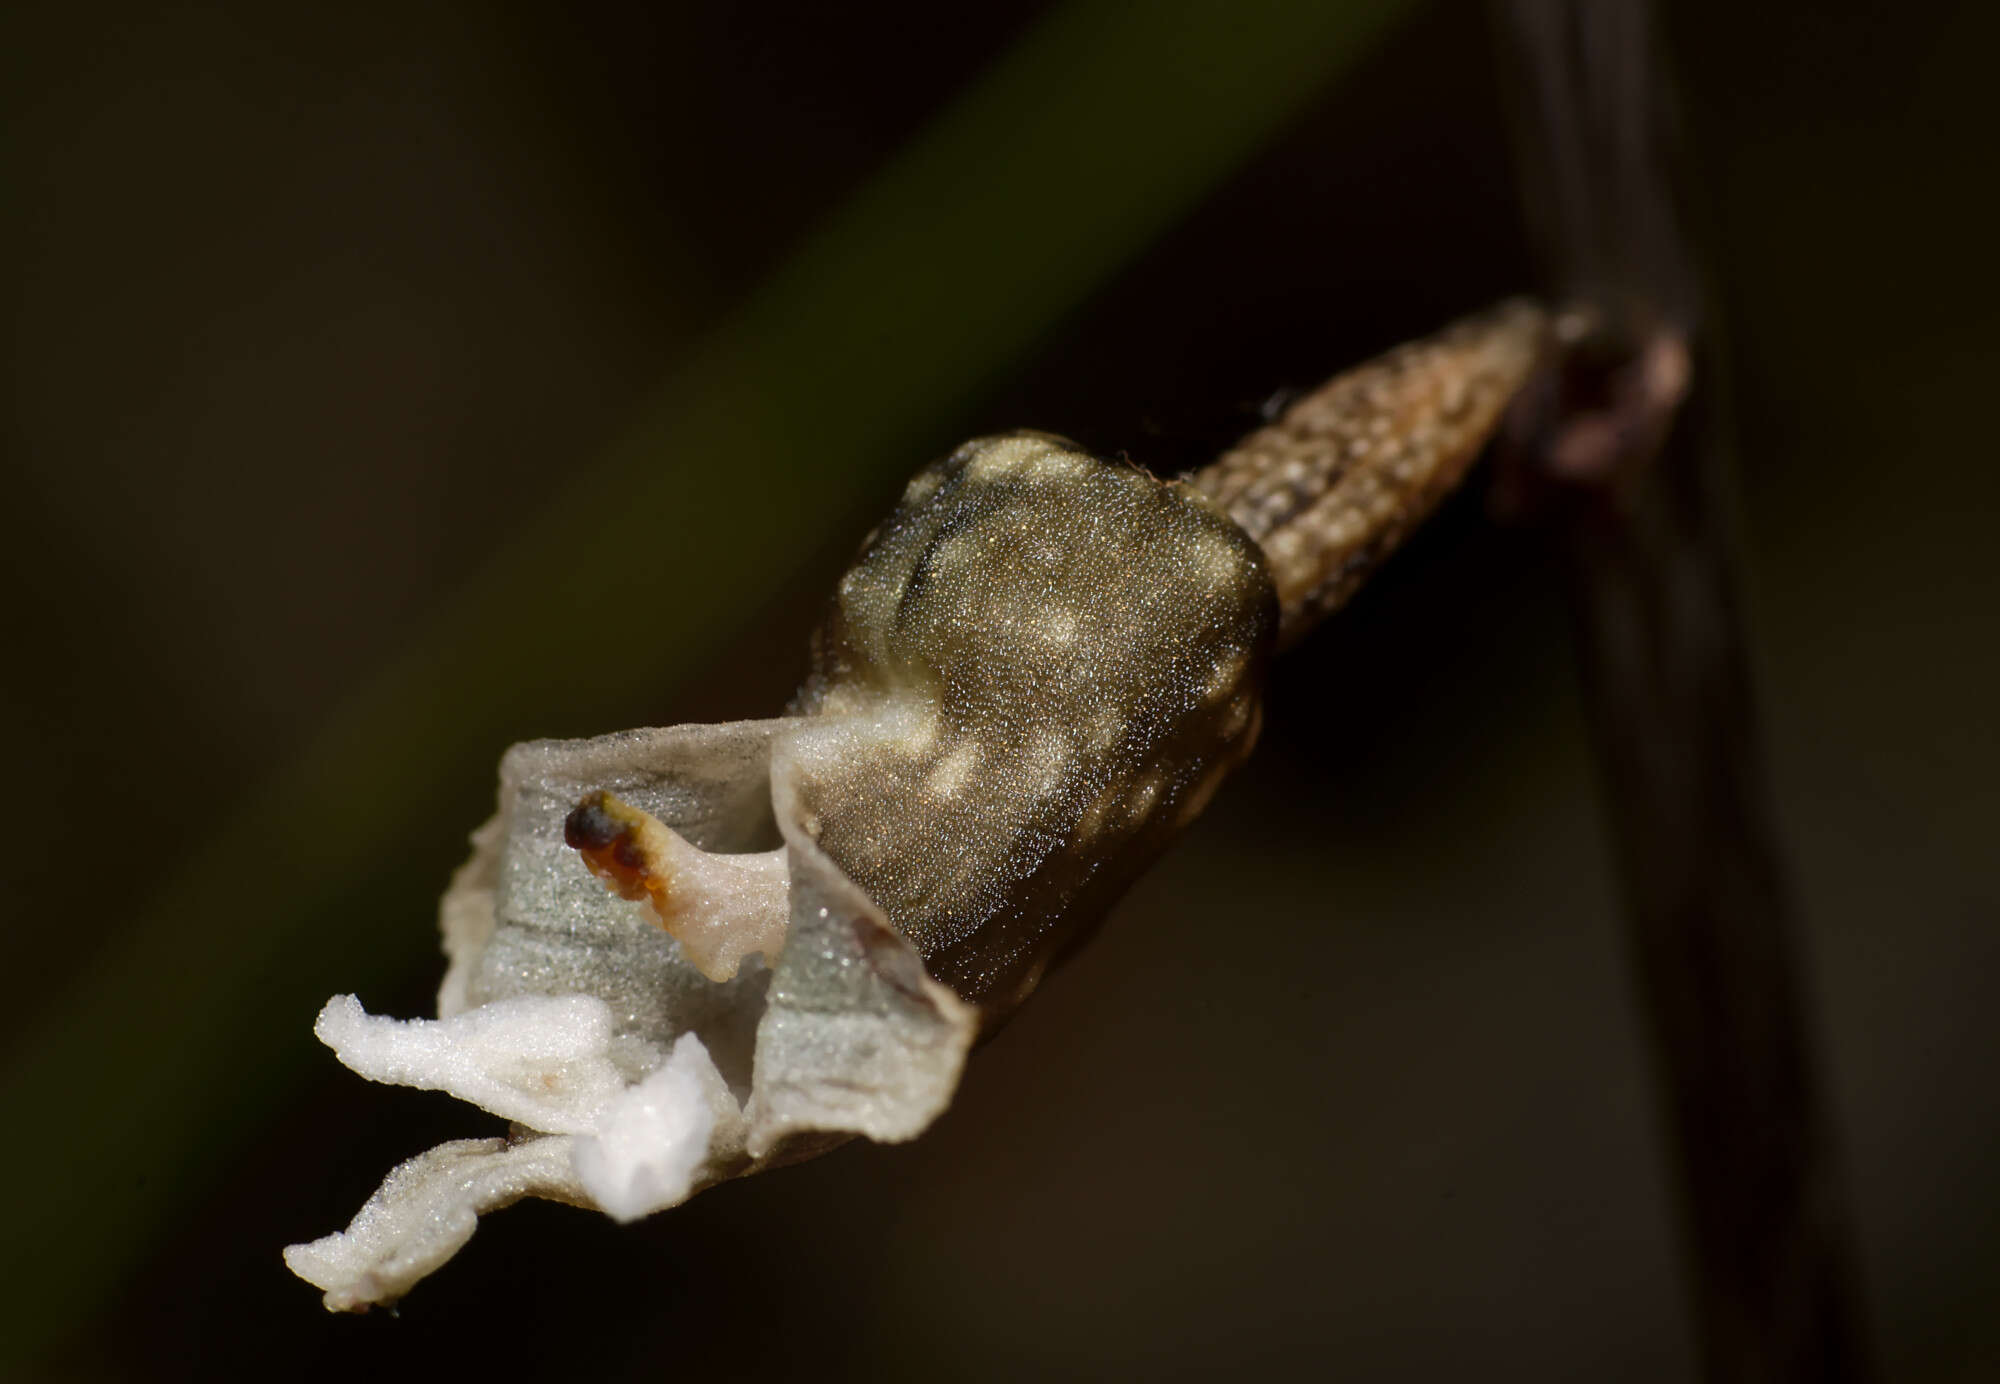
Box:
1195 297 1548 645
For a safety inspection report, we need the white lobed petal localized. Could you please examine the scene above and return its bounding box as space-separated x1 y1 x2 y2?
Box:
572 1032 726 1221
284 1135 586 1311
313 993 635 1135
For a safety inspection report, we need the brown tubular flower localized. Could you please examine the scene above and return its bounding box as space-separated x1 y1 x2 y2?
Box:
284 301 1549 1311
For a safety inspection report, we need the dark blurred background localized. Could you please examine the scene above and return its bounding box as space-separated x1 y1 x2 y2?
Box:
2 0 1994 1378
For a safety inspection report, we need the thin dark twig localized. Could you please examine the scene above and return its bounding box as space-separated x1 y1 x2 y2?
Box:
1490 3 1876 1380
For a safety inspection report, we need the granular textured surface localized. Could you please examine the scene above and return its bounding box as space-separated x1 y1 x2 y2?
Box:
788 431 1278 1015
1196 298 1547 644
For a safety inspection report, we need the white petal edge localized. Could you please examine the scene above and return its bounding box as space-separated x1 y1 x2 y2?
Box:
284 1135 586 1311
572 1032 725 1221
312 993 634 1135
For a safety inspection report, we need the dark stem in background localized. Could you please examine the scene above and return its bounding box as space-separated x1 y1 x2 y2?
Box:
1489 3 1876 1381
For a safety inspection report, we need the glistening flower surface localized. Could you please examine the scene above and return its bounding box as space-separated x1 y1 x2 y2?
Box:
286 432 1279 1310
286 302 1547 1310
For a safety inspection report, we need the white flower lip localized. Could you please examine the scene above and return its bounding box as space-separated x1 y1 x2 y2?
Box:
314 993 632 1136
572 1033 722 1222
286 718 978 1313
289 993 729 1308
311 997 728 1226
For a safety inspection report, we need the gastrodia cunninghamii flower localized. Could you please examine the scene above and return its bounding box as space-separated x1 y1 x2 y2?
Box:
287 303 1547 1311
